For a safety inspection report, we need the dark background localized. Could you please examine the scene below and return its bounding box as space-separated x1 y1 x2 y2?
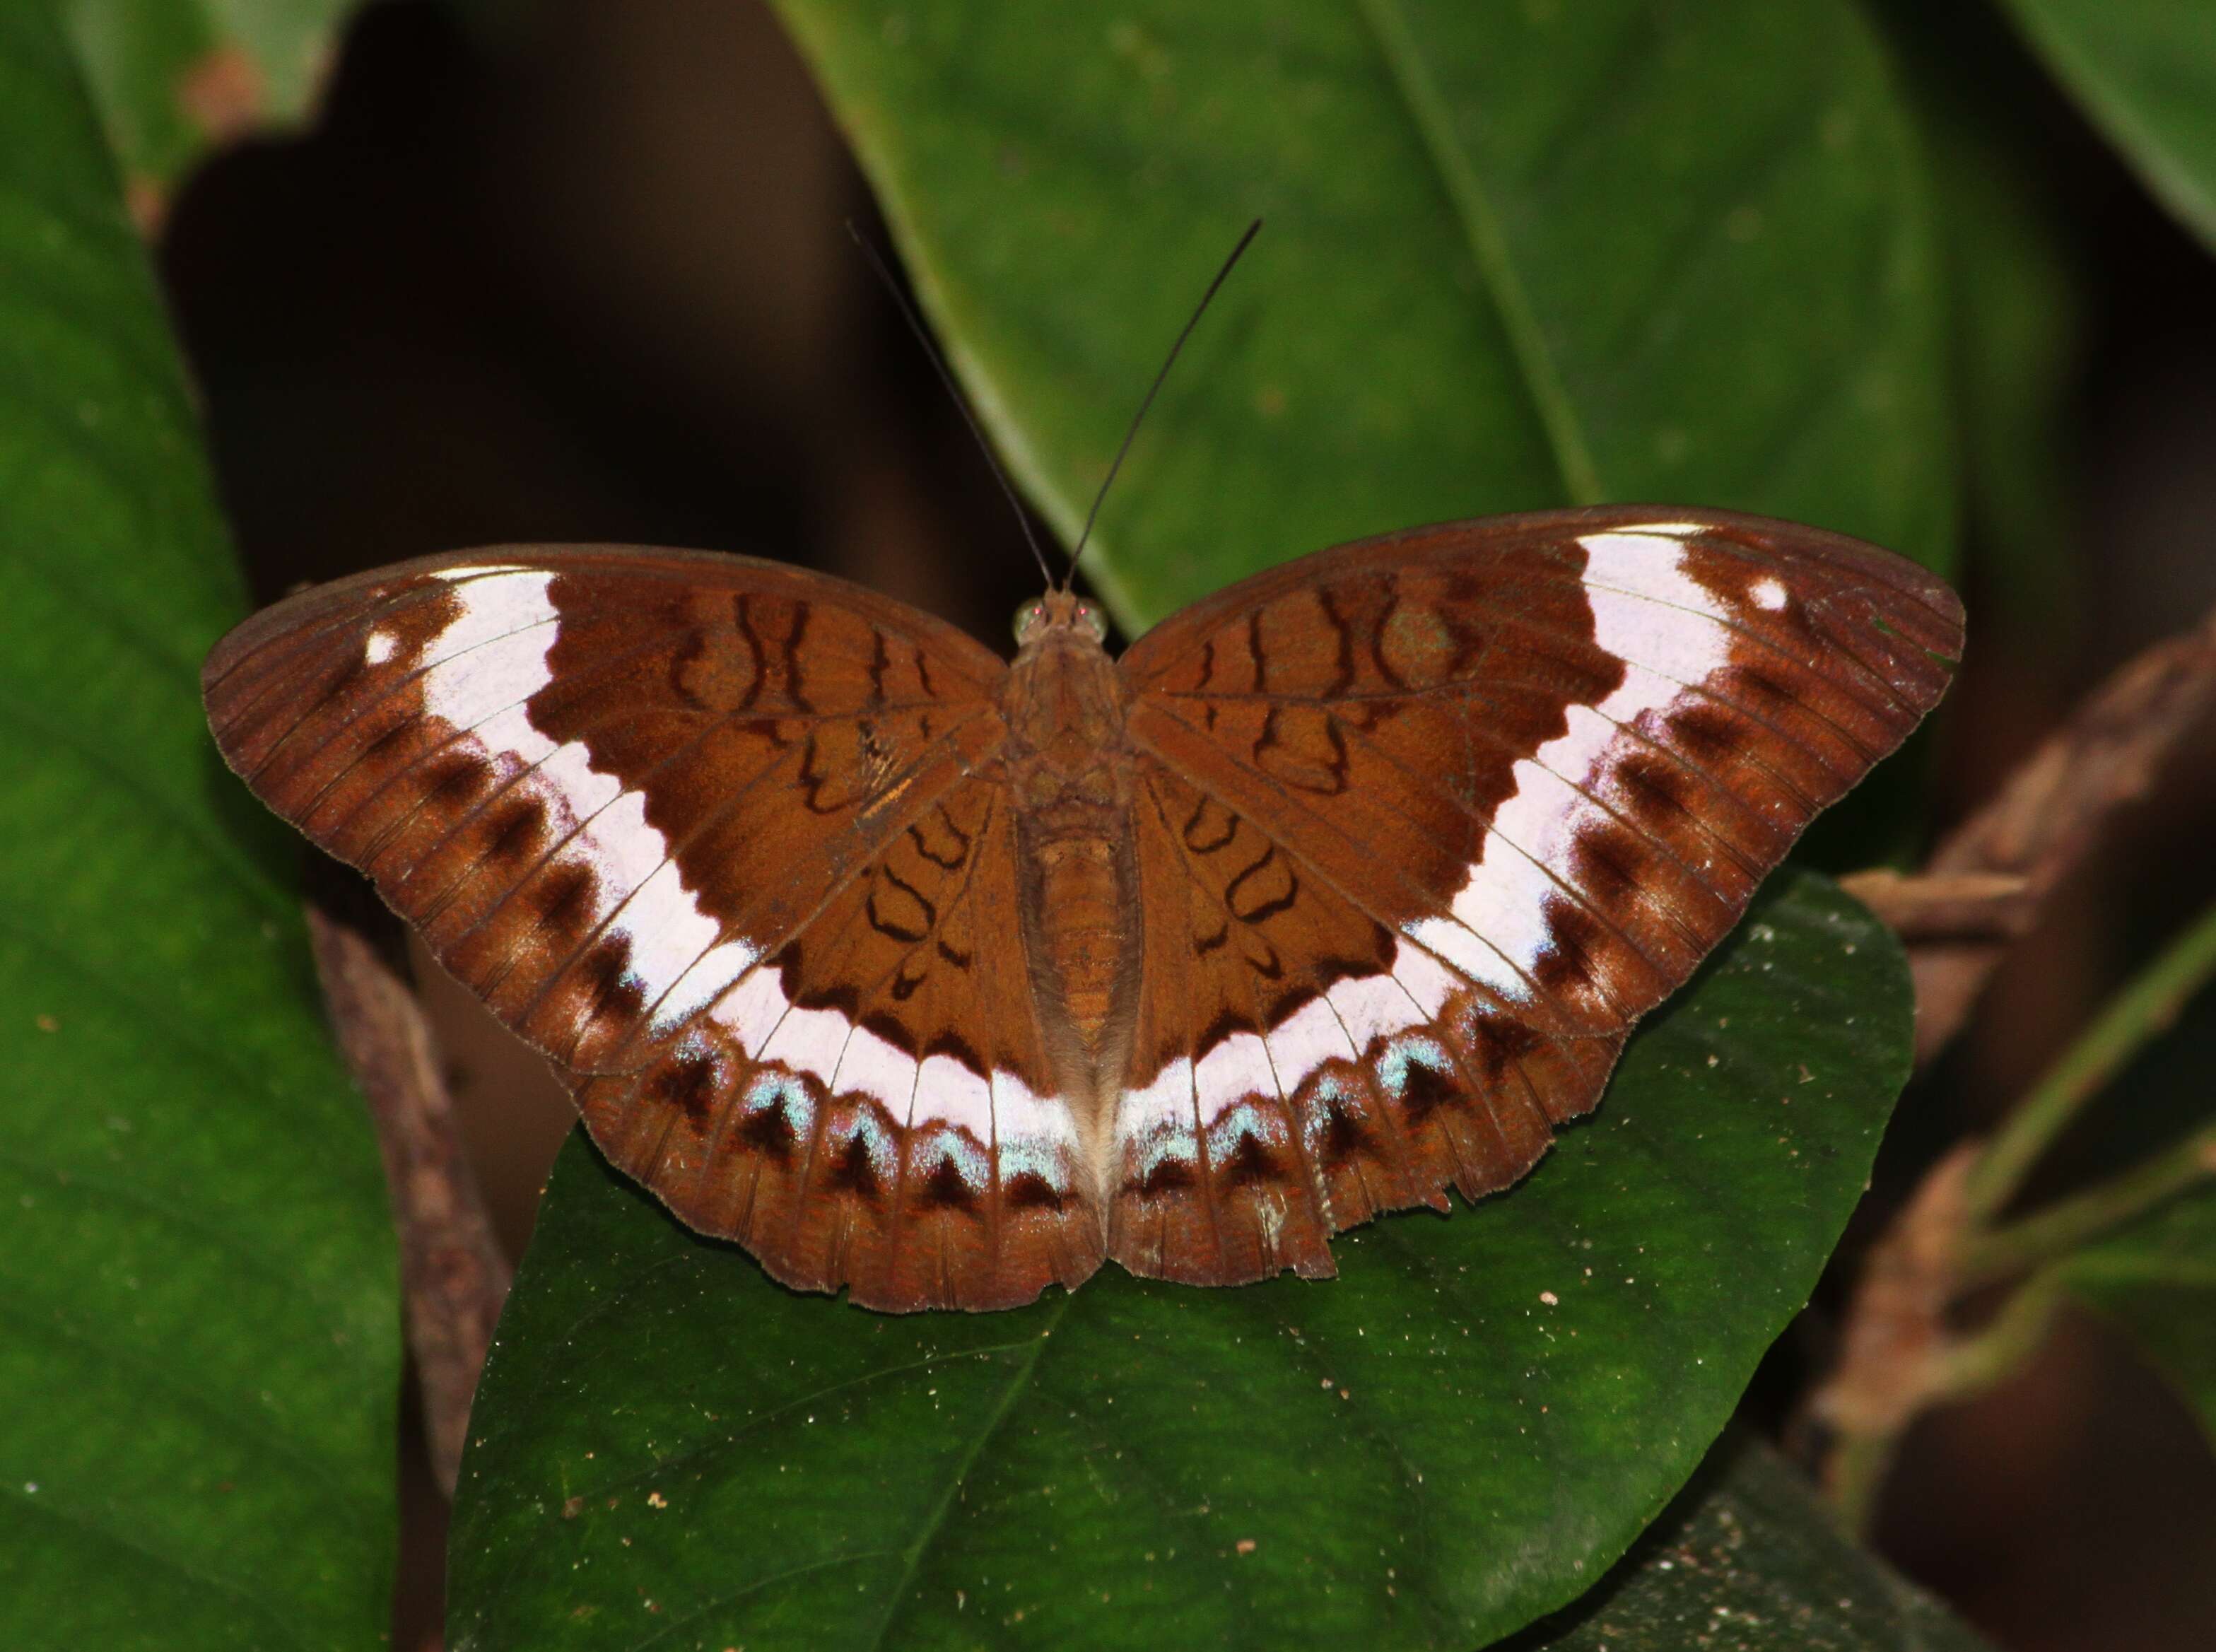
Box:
156 3 2216 1645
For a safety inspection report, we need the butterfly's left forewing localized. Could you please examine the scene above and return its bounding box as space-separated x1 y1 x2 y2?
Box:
1110 507 1961 1284
204 547 1102 1310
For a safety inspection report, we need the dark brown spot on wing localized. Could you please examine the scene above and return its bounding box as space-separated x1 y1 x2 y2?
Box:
1219 1131 1285 1190
1132 1156 1196 1199
647 1049 720 1125
1002 1171 1066 1213
823 1132 882 1200
737 1090 802 1164
915 1154 980 1214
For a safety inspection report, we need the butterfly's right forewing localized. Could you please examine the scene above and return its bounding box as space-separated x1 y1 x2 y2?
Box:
1109 508 1962 1285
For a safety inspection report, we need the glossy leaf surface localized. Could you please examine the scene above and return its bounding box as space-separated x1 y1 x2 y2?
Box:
1875 1 2086 642
451 872 1912 1649
0 11 398 1648
771 0 1954 628
1509 1433 1991 1651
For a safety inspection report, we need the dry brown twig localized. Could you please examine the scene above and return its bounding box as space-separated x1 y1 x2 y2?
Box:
1818 599 2216 1528
1844 602 2216 1062
307 906 512 1498
1812 1146 1981 1439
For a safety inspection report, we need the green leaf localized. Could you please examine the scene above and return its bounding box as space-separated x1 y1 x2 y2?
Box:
1872 2 2086 643
770 0 1954 628
2060 1185 2216 1454
63 0 355 201
0 10 397 1649
1506 1431 1991 1650
2000 0 2216 252
450 872 1911 1650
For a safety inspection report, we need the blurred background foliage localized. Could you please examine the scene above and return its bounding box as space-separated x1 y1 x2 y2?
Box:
12 0 2216 1646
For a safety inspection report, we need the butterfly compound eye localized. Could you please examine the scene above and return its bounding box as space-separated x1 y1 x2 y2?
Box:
1012 602 1047 645
1075 602 1108 643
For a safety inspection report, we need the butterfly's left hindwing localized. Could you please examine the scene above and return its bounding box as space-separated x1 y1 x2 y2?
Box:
1108 507 1961 1284
203 547 1100 1309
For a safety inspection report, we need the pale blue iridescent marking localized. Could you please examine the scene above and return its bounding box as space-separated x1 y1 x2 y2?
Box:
828 1101 900 1185
911 1125 992 1192
1296 1067 1361 1160
741 1068 816 1144
1374 1032 1455 1102
997 1127 1074 1193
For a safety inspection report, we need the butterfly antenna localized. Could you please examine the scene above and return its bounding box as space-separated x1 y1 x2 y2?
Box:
1066 217 1262 585
846 221 1057 588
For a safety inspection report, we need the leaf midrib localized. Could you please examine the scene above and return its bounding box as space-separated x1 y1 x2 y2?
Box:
1353 0 1603 505
867 1293 1073 1649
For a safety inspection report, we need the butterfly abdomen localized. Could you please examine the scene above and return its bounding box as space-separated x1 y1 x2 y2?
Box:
1004 613 1144 1154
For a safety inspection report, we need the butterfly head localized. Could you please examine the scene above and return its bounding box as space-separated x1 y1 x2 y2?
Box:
1014 590 1109 652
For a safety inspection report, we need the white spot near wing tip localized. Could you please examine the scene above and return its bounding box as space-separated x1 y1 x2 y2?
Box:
364 628 398 665
1750 576 1788 611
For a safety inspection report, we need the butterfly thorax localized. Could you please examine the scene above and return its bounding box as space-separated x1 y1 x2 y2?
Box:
1002 598 1142 1128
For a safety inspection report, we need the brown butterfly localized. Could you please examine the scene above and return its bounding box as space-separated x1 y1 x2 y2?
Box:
203 503 1959 1311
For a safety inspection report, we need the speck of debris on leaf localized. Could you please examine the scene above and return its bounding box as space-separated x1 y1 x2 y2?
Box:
1236 1539 1258 1555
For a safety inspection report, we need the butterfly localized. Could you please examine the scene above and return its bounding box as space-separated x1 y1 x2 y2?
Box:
202 505 1959 1311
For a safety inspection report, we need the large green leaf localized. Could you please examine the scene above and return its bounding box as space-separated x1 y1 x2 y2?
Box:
450 872 1911 1650
2061 1185 2216 1454
64 0 356 201
1508 1433 1991 1650
2001 0 2216 252
0 10 397 1648
772 0 1954 628
1871 2 2085 643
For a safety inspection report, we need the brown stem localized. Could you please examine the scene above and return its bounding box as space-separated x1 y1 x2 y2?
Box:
1815 604 2216 1528
1834 869 2032 944
307 905 512 1497
1811 1143 1981 1532
1891 604 2216 1063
